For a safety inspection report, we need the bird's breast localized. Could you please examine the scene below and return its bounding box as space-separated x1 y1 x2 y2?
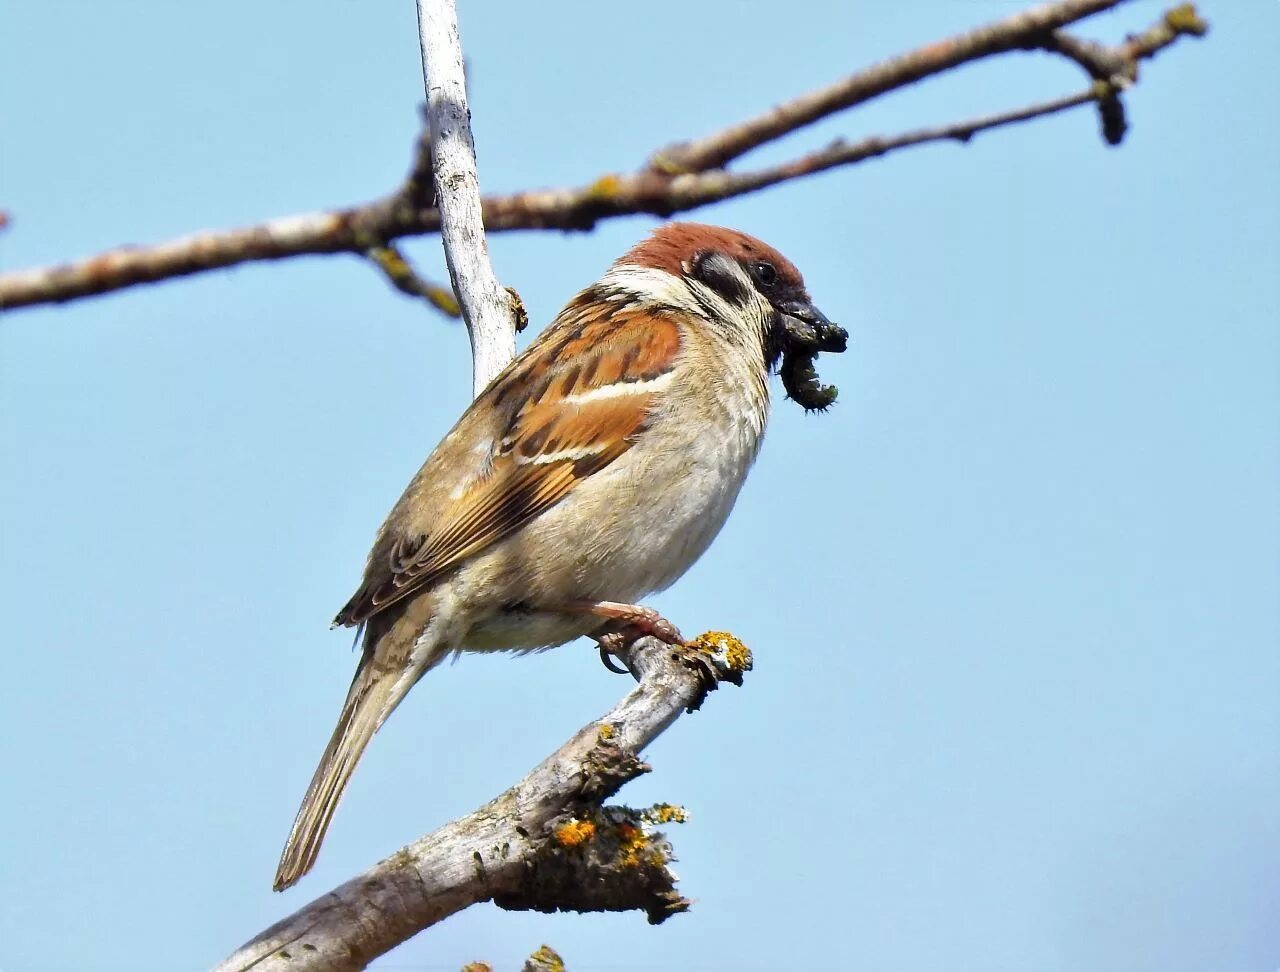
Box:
456 340 770 652
524 363 766 601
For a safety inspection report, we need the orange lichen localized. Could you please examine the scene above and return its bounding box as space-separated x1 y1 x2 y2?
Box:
586 174 622 199
555 818 597 847
615 821 648 867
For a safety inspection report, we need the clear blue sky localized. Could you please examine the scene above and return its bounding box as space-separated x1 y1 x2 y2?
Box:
1 2 1275 970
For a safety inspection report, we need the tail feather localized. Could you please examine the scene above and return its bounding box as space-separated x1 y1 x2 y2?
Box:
273 660 405 892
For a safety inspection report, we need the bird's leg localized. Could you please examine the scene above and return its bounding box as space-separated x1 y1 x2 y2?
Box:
568 599 686 646
571 601 686 675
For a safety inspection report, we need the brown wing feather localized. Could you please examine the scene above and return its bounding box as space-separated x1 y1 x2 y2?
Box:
333 299 682 626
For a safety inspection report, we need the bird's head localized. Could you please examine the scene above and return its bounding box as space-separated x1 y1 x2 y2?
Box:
614 222 847 410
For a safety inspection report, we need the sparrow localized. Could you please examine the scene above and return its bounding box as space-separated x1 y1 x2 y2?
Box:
274 222 845 891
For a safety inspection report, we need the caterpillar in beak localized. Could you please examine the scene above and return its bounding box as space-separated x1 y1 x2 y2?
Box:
777 309 848 413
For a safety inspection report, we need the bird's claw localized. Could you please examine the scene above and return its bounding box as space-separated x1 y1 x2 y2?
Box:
597 642 631 675
592 607 687 676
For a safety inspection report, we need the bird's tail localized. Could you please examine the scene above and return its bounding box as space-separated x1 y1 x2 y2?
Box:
273 655 411 892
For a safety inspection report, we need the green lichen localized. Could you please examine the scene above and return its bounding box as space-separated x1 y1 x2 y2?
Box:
1165 3 1209 37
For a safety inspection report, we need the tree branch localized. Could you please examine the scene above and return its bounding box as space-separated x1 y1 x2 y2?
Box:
0 2 1206 313
416 0 516 394
214 633 752 972
649 0 1126 173
362 243 460 318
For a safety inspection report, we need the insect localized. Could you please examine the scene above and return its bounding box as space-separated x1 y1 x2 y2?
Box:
778 312 847 412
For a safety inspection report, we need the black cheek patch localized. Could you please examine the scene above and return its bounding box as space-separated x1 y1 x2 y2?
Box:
691 252 752 307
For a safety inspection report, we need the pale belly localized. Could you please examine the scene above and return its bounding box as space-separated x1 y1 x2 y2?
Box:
458 401 764 653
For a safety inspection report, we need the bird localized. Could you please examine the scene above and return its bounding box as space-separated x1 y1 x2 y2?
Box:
273 221 845 891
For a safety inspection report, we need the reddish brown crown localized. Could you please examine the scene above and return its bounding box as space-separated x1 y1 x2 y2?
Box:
617 222 805 291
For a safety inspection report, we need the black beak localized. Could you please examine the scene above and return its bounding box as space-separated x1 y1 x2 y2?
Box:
777 299 848 354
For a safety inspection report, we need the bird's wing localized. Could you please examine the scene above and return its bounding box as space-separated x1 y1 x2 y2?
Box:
333 299 683 626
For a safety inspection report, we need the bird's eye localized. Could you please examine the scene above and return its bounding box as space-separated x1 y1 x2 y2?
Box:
751 261 778 288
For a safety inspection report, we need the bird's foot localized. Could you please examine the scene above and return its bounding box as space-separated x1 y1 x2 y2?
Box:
574 601 685 676
569 600 685 646
596 639 632 675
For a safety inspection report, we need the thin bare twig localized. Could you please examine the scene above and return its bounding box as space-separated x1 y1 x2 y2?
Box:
417 0 516 394
1036 3 1208 143
566 88 1100 220
362 243 461 317
650 0 1127 173
0 2 1206 313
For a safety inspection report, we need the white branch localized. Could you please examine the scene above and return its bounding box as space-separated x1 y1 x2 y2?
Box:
416 0 516 396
